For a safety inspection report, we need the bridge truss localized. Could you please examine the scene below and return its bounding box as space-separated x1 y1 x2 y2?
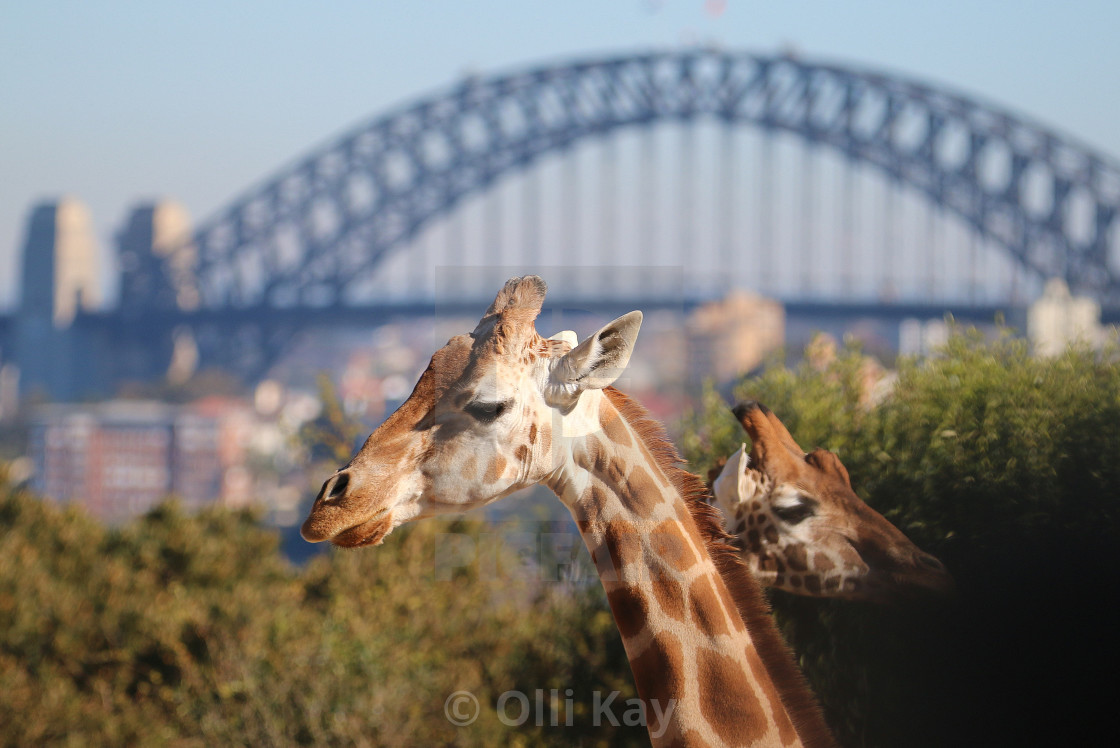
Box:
148 49 1120 312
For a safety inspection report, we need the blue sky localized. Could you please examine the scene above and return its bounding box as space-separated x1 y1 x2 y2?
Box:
2 0 1118 306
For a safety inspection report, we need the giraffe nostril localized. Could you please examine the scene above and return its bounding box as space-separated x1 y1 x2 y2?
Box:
329 472 350 500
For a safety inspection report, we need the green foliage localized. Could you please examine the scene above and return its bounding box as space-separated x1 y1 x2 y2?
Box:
299 373 367 465
682 329 1120 746
8 332 1118 746
0 490 640 746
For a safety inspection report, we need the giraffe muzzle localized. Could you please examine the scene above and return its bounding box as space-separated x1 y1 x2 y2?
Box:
301 470 396 545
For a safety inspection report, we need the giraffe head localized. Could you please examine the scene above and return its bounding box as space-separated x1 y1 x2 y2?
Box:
301 275 642 547
712 401 953 602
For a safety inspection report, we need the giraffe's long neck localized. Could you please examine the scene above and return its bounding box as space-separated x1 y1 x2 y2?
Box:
546 393 805 748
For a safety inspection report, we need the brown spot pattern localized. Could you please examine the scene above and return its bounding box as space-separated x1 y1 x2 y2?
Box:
813 551 836 572
606 585 648 639
745 647 799 746
650 520 700 572
650 571 686 622
786 544 809 571
602 516 643 578
600 408 634 449
713 574 747 633
630 634 684 740
746 528 761 552
688 574 731 637
697 648 767 746
586 436 629 490
484 455 507 484
621 465 663 518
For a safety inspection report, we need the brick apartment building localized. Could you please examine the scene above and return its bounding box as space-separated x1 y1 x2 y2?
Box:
28 398 255 523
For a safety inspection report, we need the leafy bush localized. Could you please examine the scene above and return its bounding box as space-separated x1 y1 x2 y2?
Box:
0 490 641 746
7 330 1117 746
681 330 1120 746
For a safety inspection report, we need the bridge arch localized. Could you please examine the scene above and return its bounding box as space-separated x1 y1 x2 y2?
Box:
161 49 1120 310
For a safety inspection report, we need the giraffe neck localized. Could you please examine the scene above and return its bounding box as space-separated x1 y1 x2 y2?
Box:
545 391 807 748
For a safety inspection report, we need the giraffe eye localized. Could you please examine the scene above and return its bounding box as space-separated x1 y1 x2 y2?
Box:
464 399 510 423
773 499 816 525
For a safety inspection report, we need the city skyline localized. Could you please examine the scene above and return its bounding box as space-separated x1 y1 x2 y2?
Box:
3 1 1118 308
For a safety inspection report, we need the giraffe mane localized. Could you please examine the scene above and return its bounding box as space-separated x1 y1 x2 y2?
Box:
602 387 837 748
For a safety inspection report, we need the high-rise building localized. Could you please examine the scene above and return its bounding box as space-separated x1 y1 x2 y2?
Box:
1028 278 1106 357
19 198 102 326
14 199 106 397
117 200 198 312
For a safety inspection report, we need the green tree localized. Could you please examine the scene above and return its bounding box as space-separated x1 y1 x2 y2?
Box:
299 373 367 465
0 485 640 746
682 329 1120 747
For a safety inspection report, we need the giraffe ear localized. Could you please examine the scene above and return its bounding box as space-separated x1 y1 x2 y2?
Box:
549 311 642 398
711 445 749 508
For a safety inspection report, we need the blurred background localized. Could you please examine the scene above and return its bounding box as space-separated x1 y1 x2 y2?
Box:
2 2 1118 745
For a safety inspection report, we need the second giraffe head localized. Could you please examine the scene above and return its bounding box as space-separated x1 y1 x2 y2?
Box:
712 401 954 602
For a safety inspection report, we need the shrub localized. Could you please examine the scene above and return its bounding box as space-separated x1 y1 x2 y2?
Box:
681 330 1120 746
8 329 1117 746
0 490 641 746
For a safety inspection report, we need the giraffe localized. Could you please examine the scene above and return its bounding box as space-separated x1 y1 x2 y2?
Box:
710 402 953 602
302 277 835 748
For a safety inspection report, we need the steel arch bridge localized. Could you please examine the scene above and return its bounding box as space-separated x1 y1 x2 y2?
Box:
151 49 1120 311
